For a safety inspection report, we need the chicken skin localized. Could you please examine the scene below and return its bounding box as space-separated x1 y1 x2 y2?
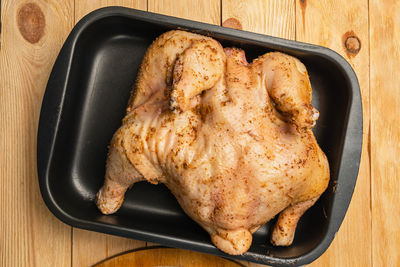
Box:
96 30 330 255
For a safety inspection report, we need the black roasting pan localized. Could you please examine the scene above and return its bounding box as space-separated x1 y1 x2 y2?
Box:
37 7 363 266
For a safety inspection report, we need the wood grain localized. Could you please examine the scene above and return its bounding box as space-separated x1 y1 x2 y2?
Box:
72 1 148 267
148 0 220 25
295 0 371 266
222 1 295 266
369 1 400 265
0 0 74 266
222 0 295 40
4 0 400 266
75 0 147 22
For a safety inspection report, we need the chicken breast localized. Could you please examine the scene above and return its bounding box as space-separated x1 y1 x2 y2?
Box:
96 30 330 255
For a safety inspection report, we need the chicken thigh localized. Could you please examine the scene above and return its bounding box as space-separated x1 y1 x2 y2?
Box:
96 30 330 255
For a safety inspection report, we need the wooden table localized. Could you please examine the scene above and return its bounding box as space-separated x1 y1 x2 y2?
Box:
1 0 398 266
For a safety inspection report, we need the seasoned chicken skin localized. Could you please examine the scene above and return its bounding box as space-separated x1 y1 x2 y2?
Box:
96 30 330 255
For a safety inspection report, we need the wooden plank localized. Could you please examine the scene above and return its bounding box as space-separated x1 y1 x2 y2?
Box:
295 0 371 266
72 2 148 267
148 0 220 25
0 0 74 266
222 1 295 266
369 1 400 265
73 229 148 267
74 1 219 265
147 0 219 253
75 0 147 22
222 0 295 39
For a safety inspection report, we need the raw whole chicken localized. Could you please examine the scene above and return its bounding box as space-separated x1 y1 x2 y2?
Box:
96 30 330 255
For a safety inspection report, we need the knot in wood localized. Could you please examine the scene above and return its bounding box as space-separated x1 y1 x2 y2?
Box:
17 3 45 44
345 35 361 54
222 18 242 30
